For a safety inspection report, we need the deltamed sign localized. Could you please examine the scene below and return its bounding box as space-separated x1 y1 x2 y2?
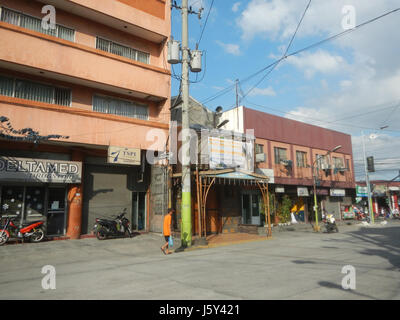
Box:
0 157 82 183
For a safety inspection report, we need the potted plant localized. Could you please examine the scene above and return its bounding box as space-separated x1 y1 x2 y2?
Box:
278 195 292 224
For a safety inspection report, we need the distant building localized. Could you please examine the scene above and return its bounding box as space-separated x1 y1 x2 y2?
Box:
356 180 400 215
220 106 356 222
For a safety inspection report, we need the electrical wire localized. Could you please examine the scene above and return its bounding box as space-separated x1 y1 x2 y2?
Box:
197 0 214 48
240 0 312 101
200 6 400 106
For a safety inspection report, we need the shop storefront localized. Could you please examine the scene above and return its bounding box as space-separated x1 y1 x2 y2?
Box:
0 156 82 236
81 153 150 235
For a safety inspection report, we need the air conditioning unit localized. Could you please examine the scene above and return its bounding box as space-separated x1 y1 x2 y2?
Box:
256 153 266 163
280 160 292 167
321 163 330 170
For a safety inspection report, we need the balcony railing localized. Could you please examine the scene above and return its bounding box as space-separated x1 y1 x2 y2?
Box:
0 7 75 42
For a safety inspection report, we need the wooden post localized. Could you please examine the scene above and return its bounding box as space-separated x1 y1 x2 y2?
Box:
196 168 201 237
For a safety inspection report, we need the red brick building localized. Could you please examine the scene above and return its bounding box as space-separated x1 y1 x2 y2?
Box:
220 106 356 222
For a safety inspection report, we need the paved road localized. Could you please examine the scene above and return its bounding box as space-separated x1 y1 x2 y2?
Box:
0 221 399 300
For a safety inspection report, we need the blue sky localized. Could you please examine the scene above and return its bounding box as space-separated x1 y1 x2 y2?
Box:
170 0 400 181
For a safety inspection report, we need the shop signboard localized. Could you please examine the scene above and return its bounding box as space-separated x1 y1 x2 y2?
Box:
255 168 274 184
275 187 285 193
389 186 400 191
310 188 329 195
108 146 141 166
297 187 309 197
330 189 346 197
372 185 387 196
356 185 368 197
208 137 254 172
0 157 81 183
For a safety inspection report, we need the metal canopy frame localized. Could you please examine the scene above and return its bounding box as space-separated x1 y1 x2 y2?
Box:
196 169 272 238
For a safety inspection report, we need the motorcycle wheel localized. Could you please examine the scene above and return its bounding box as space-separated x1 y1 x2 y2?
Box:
96 227 107 240
125 228 132 238
0 231 9 246
30 228 45 243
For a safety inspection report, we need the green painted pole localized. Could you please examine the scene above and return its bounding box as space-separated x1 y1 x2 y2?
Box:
180 0 192 247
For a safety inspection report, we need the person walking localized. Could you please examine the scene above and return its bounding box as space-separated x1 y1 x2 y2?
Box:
161 208 174 255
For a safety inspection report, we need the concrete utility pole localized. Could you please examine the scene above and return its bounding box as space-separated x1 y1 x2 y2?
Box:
181 0 192 247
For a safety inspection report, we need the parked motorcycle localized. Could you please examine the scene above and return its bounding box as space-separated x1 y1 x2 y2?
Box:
93 209 132 240
322 213 339 233
0 216 45 245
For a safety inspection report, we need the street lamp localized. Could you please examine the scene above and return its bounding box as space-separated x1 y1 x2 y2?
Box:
312 145 342 232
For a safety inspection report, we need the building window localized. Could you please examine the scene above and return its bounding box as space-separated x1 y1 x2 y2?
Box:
0 75 71 106
274 147 287 164
255 144 264 154
96 37 150 64
0 7 75 42
296 151 308 168
316 154 329 169
93 95 149 120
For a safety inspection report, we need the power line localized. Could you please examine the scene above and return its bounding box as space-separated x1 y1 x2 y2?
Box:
200 6 400 106
242 97 400 133
197 0 214 48
240 0 312 102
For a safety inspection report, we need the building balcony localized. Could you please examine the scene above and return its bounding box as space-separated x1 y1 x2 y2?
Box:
36 0 170 43
0 22 170 102
0 95 169 151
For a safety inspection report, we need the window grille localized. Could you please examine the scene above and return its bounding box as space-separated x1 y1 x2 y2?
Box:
0 76 71 106
274 147 287 164
1 7 75 41
93 95 149 120
296 151 308 168
96 36 150 64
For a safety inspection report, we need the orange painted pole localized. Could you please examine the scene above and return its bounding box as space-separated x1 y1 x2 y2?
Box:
66 185 83 239
66 150 84 239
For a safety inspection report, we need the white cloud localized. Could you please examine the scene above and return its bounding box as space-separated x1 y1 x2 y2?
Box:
340 80 352 88
232 2 241 13
248 86 276 97
216 40 241 56
236 0 400 180
286 50 346 79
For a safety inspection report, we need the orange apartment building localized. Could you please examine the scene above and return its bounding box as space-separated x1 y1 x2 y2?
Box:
0 0 171 238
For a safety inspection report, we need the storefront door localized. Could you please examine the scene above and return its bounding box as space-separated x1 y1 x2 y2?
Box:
242 192 261 225
47 187 67 235
132 192 146 230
